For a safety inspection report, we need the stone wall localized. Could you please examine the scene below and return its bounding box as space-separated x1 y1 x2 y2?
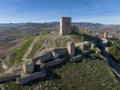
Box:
32 51 53 63
69 55 83 62
32 48 68 63
17 68 46 85
43 58 67 67
0 74 20 83
82 50 92 56
52 48 68 57
52 49 59 59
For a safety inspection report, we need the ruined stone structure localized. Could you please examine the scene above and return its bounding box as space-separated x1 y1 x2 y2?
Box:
52 49 60 59
72 26 79 33
32 48 68 63
60 17 71 35
23 61 34 74
43 58 67 68
0 75 20 83
53 48 68 57
17 67 46 85
67 41 75 56
96 48 101 55
82 50 92 56
104 32 108 39
32 51 53 63
79 41 91 50
2 62 8 70
70 55 83 62
0 41 95 85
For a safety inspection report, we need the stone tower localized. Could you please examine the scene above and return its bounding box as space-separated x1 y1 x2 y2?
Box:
104 32 108 39
67 41 75 56
60 17 71 35
23 61 34 74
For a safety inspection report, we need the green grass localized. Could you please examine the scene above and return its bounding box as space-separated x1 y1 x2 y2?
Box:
42 60 120 90
55 37 71 47
3 33 120 90
8 36 36 65
27 34 53 59
108 40 120 63
27 41 42 59
41 27 58 31
70 34 84 42
28 34 72 58
1 60 120 90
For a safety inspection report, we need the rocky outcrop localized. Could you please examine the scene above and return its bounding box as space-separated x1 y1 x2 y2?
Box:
0 74 20 83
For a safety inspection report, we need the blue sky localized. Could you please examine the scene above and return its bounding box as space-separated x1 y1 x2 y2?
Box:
0 0 120 24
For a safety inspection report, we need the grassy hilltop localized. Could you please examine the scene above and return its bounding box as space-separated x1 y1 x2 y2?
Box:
0 32 120 90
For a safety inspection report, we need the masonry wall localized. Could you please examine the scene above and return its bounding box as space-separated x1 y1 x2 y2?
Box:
23 61 34 74
17 68 46 85
67 41 75 56
70 55 83 62
32 51 53 63
60 17 72 35
53 48 68 57
43 58 66 67
0 75 20 83
32 48 68 63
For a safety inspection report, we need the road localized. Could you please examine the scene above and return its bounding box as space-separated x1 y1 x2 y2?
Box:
98 39 120 74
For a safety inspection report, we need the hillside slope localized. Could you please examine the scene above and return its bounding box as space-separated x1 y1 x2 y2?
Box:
1 33 120 90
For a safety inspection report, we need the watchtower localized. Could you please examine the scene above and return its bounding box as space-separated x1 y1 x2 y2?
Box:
104 32 108 39
60 17 71 35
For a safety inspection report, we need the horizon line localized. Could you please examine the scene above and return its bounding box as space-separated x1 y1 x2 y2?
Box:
0 21 120 25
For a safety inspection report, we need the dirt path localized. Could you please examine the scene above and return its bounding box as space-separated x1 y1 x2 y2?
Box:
22 36 40 61
22 34 71 60
35 34 61 57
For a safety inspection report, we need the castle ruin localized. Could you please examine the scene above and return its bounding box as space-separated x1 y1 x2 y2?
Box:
67 41 75 56
23 61 34 74
104 32 108 39
60 17 72 35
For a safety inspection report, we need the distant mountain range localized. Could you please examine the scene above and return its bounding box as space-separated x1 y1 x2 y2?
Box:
0 23 25 27
0 22 103 27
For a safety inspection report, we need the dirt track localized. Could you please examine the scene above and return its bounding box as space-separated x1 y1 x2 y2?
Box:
22 36 40 61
